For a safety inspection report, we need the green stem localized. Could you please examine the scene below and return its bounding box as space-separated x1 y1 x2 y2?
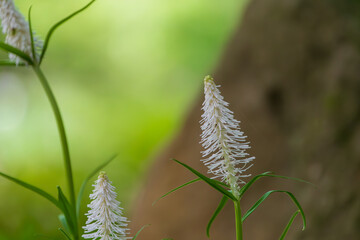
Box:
32 66 76 209
234 200 243 240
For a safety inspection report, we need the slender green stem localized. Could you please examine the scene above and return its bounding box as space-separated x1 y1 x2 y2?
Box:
59 228 72 240
234 200 243 240
32 66 76 208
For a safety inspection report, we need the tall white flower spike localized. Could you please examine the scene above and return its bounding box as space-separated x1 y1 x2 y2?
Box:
0 0 42 64
83 171 130 240
200 75 255 198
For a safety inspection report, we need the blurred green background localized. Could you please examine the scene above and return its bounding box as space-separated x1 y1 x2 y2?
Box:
0 0 246 239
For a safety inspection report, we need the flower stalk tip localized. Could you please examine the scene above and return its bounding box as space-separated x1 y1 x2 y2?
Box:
204 75 213 83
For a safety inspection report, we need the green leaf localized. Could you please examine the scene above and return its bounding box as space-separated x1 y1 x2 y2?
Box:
0 60 25 66
211 178 230 188
76 154 118 217
0 171 61 209
242 190 306 231
207 195 228 238
40 0 96 63
153 178 201 206
171 159 236 201
57 186 77 237
58 214 71 235
58 228 72 240
279 210 301 240
28 6 36 64
0 42 33 64
132 224 150 240
239 172 312 198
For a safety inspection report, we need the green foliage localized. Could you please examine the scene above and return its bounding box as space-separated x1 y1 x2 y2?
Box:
58 215 71 235
28 6 36 64
207 195 228 238
172 159 236 201
241 190 306 231
166 159 309 240
239 172 313 198
279 210 301 240
39 0 97 63
0 60 24 65
153 178 201 206
59 228 72 240
0 42 33 64
132 225 150 240
0 171 60 209
57 187 78 238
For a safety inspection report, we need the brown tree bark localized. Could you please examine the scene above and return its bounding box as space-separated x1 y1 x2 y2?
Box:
131 0 360 239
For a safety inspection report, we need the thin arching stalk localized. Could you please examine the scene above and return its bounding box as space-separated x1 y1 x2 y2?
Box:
32 65 76 208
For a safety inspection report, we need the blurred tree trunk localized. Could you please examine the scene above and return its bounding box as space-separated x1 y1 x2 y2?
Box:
131 0 360 239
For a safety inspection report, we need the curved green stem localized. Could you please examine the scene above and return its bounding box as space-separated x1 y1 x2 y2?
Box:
234 200 243 240
32 66 76 208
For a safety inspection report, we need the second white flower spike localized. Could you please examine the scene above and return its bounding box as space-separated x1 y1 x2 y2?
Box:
200 75 255 197
83 171 130 240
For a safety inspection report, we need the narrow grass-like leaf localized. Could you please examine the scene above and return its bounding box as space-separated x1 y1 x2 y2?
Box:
212 179 230 188
58 228 72 240
239 172 312 198
58 214 71 234
279 210 301 240
57 186 77 237
153 178 201 206
0 171 60 209
0 60 25 66
76 154 118 217
40 0 96 63
172 159 237 201
239 171 272 198
242 190 306 230
0 42 33 64
132 224 150 240
28 6 36 64
207 195 228 238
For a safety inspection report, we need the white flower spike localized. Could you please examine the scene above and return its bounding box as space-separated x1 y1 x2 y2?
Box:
0 0 42 64
200 75 255 197
83 171 130 240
